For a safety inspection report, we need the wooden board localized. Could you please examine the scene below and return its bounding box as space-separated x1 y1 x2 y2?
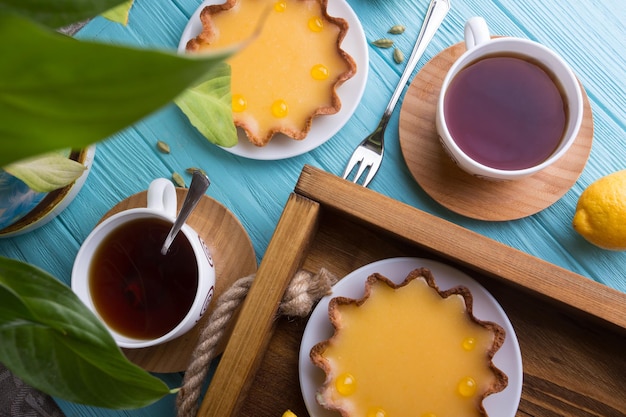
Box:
199 165 626 417
98 188 257 372
199 193 319 417
398 42 594 221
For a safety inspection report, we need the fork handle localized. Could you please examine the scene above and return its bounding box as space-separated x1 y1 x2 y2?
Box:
382 0 450 120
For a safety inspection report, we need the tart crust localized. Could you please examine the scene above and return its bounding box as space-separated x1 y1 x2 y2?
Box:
310 268 508 417
186 0 357 146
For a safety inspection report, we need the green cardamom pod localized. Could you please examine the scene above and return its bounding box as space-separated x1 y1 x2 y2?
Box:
371 38 394 48
156 140 170 154
388 25 406 35
186 167 207 176
172 172 186 188
393 48 405 64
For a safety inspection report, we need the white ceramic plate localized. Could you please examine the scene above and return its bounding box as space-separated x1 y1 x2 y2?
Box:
299 257 523 417
0 146 96 238
178 0 368 160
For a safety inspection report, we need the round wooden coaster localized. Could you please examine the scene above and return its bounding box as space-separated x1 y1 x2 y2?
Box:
399 42 594 221
98 188 257 372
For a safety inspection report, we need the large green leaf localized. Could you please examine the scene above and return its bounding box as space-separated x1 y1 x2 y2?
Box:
0 257 173 409
0 13 237 168
0 0 130 28
175 63 238 148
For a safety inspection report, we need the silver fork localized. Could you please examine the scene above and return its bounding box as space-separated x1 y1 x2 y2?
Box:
342 0 450 187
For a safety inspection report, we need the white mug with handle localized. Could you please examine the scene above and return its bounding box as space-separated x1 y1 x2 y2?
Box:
72 178 215 349
436 17 584 180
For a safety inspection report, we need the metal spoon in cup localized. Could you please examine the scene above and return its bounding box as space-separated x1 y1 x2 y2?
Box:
161 170 211 255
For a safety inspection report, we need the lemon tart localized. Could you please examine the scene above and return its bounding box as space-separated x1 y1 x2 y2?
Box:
310 268 508 417
186 0 356 146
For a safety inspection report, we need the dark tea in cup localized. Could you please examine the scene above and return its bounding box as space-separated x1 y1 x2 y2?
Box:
72 178 216 349
89 217 198 340
444 54 567 170
436 17 583 180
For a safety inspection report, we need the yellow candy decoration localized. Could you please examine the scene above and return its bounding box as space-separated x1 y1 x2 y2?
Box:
271 99 289 118
308 16 324 32
335 372 357 396
274 0 287 12
311 64 329 80
457 376 477 398
232 94 247 112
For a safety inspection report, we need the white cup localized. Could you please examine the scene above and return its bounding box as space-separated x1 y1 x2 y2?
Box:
71 178 215 349
436 17 583 180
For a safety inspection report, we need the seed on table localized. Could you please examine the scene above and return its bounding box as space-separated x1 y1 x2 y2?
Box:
393 48 405 64
172 172 186 187
156 140 170 154
371 38 394 48
186 167 207 176
388 24 406 35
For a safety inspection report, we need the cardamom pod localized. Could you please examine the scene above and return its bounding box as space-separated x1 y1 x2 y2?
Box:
185 167 207 176
371 38 394 48
172 172 186 188
388 24 406 35
156 140 170 154
393 48 405 64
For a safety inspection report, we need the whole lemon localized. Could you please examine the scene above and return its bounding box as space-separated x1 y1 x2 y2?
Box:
573 170 626 250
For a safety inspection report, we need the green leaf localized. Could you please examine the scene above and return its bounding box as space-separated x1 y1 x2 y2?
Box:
0 257 173 409
101 0 134 25
0 13 238 167
0 0 130 28
175 63 238 148
4 152 87 192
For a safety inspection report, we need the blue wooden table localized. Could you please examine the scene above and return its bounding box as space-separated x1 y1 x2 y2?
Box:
0 0 624 415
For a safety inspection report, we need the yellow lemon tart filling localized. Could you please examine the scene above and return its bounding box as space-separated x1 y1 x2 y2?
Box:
310 268 508 417
186 0 356 146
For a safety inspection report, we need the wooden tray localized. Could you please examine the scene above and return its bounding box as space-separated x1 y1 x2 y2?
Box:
98 188 256 372
197 165 625 417
399 41 594 221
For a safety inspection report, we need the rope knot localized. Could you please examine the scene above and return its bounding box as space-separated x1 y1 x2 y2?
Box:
279 268 337 317
176 267 337 417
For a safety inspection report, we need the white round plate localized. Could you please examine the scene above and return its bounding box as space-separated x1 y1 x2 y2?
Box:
299 257 523 417
0 146 96 238
178 0 369 160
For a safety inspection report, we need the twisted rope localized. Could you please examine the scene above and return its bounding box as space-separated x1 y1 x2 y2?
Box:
176 268 337 417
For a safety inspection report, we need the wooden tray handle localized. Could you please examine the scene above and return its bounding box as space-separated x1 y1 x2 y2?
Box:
198 193 320 417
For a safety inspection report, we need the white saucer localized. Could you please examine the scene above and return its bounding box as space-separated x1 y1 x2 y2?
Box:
178 0 369 160
299 257 523 417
